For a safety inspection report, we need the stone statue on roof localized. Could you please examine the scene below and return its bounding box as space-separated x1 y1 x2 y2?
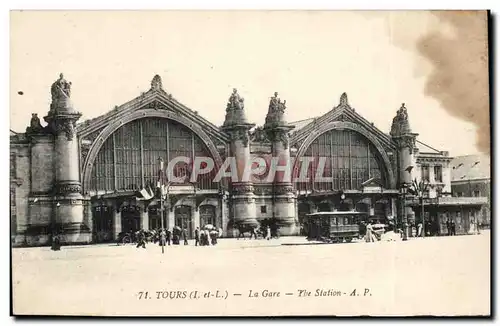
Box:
390 103 412 137
265 92 287 127
226 88 244 111
50 73 71 102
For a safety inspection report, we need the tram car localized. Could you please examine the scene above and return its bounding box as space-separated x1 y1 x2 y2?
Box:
304 211 368 243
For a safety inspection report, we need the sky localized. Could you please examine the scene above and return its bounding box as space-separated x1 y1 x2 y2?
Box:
10 10 489 156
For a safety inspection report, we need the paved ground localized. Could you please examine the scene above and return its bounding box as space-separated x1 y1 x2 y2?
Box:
12 232 490 316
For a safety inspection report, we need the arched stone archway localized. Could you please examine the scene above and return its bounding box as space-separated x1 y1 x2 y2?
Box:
82 109 224 193
293 121 395 189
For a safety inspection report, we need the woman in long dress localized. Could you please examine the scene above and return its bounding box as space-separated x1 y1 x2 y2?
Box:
365 222 376 242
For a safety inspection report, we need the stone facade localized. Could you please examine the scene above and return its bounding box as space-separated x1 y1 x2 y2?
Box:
10 74 489 246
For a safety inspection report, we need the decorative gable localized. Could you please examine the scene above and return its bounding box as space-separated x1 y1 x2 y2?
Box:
76 75 230 159
290 92 396 152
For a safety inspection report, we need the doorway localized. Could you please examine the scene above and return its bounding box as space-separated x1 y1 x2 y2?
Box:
175 205 193 239
92 205 113 243
121 205 140 233
199 205 216 228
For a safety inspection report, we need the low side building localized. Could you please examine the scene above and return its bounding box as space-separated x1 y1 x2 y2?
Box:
450 154 491 229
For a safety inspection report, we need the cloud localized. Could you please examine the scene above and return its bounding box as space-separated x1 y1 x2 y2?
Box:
416 11 490 154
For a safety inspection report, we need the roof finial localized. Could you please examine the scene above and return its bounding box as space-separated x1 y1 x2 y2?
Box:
340 92 348 105
151 75 163 91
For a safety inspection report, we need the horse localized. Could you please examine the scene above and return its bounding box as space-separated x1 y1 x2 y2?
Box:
235 224 259 240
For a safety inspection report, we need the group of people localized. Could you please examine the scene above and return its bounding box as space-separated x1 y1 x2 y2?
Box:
194 227 221 246
134 226 223 249
360 220 394 243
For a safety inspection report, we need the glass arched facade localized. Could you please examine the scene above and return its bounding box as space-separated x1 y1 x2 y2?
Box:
295 129 387 192
89 118 218 192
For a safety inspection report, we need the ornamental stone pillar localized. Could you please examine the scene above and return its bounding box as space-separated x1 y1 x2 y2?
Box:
113 207 122 240
390 103 419 231
44 73 91 244
390 103 418 186
221 89 258 231
264 92 298 236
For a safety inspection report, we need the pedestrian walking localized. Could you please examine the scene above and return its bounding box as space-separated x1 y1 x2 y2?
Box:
182 228 188 245
166 229 172 245
195 227 200 246
266 226 271 240
451 220 456 236
159 229 166 247
51 232 61 251
417 222 423 237
365 222 376 242
136 230 146 249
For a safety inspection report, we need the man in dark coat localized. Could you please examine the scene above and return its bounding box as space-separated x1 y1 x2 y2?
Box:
136 230 146 249
166 229 172 246
451 220 456 236
51 232 61 251
194 227 200 246
182 228 188 245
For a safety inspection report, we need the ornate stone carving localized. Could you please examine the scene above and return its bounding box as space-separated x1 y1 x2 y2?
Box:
278 132 289 150
395 135 416 152
274 197 295 203
80 146 90 170
232 197 255 204
339 92 348 106
55 182 82 195
266 129 290 149
231 184 254 195
148 101 167 110
25 113 46 134
51 73 72 101
390 103 412 137
151 75 163 91
229 129 250 147
250 126 270 143
273 184 294 195
253 185 273 195
54 119 76 141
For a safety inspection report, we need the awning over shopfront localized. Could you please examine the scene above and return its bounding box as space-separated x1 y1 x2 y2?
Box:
406 196 488 207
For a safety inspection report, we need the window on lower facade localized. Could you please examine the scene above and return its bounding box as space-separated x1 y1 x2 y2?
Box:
261 205 267 214
474 190 481 197
434 165 443 182
421 165 430 182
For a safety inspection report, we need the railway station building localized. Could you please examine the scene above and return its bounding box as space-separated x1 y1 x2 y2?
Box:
10 74 489 245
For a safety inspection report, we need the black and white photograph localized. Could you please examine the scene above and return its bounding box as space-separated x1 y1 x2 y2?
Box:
9 10 491 317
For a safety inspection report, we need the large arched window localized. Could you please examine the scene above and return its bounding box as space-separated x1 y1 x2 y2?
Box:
90 118 218 192
295 129 386 192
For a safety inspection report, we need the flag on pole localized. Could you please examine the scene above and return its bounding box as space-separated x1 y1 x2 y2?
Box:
146 182 154 199
139 186 153 200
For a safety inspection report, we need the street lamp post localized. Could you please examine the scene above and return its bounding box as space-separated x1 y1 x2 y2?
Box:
158 157 166 254
435 185 442 236
400 183 408 241
410 179 429 238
